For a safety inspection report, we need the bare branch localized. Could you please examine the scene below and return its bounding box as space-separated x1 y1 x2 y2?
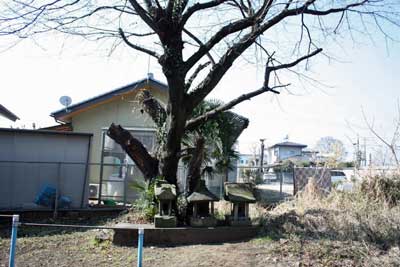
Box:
184 0 273 72
362 107 400 167
185 84 285 131
186 48 322 130
119 28 160 58
183 28 215 65
185 61 211 92
181 0 228 26
127 0 158 31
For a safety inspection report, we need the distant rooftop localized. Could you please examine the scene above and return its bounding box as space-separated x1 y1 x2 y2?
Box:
269 141 307 149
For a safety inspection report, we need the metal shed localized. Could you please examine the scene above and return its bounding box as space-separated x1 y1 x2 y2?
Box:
0 128 92 210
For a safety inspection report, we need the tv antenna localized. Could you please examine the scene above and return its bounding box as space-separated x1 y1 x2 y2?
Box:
59 96 72 112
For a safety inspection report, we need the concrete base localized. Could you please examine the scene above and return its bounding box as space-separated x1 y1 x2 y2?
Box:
189 216 217 227
113 223 260 246
154 215 177 228
229 219 252 227
226 215 252 226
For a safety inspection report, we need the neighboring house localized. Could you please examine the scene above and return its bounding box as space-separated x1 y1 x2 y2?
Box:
301 149 319 162
267 141 307 164
0 104 19 122
51 74 166 169
237 153 259 167
50 74 247 201
50 74 167 201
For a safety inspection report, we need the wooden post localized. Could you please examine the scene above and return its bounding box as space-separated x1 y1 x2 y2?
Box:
210 202 214 215
233 203 238 221
159 201 162 216
168 201 172 216
193 204 198 218
244 203 249 218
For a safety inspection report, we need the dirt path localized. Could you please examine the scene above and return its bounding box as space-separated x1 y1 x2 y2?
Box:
1 230 399 267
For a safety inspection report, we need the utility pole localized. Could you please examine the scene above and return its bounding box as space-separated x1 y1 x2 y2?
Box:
363 137 367 167
259 139 265 174
353 135 361 169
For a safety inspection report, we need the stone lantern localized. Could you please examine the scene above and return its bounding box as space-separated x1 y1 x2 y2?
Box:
224 183 256 226
187 180 219 227
154 180 177 228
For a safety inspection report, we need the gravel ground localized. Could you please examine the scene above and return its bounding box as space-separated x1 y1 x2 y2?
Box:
1 229 399 267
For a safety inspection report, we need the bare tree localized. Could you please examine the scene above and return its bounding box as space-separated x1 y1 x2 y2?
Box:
315 136 347 166
362 103 400 168
1 0 399 197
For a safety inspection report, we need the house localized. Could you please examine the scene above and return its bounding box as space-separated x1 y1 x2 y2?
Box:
237 153 259 167
50 74 168 201
267 141 307 164
49 74 247 202
51 74 167 170
0 104 19 122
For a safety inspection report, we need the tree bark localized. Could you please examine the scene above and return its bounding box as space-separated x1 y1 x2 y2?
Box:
107 123 159 180
157 25 189 189
186 137 205 193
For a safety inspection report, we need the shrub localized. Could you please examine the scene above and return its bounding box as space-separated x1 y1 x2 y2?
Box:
130 179 157 221
360 174 400 207
263 175 400 249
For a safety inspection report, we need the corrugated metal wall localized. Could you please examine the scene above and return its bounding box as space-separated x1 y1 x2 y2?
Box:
0 129 92 210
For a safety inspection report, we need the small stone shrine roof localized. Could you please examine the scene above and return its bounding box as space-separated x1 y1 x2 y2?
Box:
224 183 256 203
155 181 176 200
187 180 219 203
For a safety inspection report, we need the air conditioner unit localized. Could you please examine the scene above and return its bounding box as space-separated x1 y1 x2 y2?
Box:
89 184 99 199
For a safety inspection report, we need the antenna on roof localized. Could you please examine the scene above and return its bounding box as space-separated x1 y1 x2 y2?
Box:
59 96 72 112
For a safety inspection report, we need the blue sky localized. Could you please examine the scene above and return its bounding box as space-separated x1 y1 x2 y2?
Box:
0 28 399 158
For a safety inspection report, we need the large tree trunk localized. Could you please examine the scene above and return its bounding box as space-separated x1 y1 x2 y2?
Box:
186 137 205 193
158 27 188 190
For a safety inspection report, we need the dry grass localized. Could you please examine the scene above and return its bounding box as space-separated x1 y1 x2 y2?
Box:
2 175 400 266
262 174 400 250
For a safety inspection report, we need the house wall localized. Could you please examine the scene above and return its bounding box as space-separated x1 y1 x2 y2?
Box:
268 146 303 164
278 146 303 161
71 87 168 183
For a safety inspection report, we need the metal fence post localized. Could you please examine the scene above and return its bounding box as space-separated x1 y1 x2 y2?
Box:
98 132 106 205
9 214 19 267
137 228 144 267
123 164 128 207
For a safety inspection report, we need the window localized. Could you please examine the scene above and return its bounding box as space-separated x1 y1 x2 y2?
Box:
102 129 156 176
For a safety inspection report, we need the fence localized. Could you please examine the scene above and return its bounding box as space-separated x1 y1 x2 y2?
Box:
1 214 145 267
0 160 146 211
0 160 210 211
2 160 334 211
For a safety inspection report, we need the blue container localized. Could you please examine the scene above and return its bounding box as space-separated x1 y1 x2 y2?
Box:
58 196 72 208
35 185 56 207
